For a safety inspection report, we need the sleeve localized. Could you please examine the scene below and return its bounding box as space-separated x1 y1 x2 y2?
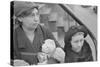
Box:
11 30 22 65
13 30 21 60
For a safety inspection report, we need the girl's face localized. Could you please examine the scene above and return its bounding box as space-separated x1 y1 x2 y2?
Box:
21 8 40 30
71 33 85 52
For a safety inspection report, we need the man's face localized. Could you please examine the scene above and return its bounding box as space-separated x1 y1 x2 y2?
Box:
71 33 85 52
21 8 40 30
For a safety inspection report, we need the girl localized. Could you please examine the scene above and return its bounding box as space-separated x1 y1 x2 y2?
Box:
64 26 93 63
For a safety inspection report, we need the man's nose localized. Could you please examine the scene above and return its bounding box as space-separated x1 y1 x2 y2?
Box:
78 42 82 47
34 16 39 22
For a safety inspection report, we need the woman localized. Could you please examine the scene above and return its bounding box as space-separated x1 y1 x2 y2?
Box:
64 25 93 63
12 1 60 65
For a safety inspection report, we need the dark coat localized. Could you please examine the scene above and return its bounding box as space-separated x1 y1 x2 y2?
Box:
12 25 60 65
64 26 93 63
64 41 93 63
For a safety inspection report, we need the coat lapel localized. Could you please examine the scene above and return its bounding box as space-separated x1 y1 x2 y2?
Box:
32 25 44 52
16 25 44 53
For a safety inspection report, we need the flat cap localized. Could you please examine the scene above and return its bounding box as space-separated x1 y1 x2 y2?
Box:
14 1 38 17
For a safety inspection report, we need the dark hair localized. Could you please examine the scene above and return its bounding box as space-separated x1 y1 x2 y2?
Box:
17 6 39 18
64 25 88 52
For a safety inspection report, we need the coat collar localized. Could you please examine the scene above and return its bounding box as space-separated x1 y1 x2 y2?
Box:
16 25 44 51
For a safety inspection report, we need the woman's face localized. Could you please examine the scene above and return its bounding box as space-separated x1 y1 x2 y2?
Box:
21 8 40 30
71 33 85 52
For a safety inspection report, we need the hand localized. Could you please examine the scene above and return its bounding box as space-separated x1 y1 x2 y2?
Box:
14 59 29 66
52 47 65 63
37 52 48 63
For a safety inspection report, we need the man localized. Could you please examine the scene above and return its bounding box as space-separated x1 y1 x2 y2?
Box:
12 1 64 65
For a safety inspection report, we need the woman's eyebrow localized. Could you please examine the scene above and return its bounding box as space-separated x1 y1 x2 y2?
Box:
74 40 79 43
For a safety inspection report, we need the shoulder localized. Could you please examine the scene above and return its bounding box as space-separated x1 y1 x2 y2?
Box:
14 26 23 37
83 40 92 53
83 41 90 49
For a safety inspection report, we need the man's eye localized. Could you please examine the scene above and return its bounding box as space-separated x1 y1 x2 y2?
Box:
74 41 78 43
30 13 39 16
